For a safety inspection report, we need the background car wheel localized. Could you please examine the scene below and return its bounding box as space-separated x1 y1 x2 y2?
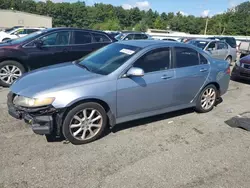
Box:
195 84 218 113
226 56 232 65
0 60 25 87
62 102 107 145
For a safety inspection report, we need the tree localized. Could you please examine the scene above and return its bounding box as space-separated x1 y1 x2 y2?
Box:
0 0 249 35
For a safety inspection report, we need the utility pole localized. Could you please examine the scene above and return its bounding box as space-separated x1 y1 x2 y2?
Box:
204 17 209 35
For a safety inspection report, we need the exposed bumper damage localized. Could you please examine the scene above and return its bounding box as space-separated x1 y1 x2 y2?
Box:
7 92 64 136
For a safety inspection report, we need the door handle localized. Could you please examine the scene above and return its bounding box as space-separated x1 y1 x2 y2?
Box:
161 75 172 79
200 68 208 72
62 49 69 53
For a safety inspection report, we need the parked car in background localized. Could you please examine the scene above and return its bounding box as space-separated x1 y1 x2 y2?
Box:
0 27 45 42
8 40 230 144
161 38 177 41
207 37 237 49
115 31 152 40
2 26 24 32
0 28 116 87
178 37 196 43
231 54 250 81
104 31 121 38
187 39 237 64
238 40 250 58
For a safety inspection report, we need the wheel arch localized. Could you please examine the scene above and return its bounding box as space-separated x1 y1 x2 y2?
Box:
0 58 29 72
63 98 115 127
226 55 232 60
203 82 220 96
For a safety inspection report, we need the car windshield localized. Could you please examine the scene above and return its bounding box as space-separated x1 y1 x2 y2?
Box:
77 43 141 75
115 33 126 40
5 28 16 34
188 40 209 49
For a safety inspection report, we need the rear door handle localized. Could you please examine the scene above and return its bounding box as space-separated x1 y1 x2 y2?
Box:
161 75 172 79
200 68 208 72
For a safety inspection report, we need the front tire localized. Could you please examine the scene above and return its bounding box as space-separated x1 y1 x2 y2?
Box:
62 102 107 145
0 60 25 87
195 85 218 113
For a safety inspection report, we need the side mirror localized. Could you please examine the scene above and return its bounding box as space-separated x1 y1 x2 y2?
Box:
126 67 144 77
34 39 43 48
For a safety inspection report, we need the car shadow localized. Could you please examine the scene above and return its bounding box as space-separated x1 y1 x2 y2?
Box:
111 108 195 134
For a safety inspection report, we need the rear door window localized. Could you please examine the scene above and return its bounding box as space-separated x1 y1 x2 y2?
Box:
124 34 134 40
74 31 92 44
207 42 217 50
199 53 208 64
92 33 111 42
174 47 200 68
217 42 228 50
133 34 143 40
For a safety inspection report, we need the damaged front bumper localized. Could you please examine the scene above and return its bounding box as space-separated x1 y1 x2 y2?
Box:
7 92 64 135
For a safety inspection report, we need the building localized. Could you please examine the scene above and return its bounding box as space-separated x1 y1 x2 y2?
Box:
0 9 52 29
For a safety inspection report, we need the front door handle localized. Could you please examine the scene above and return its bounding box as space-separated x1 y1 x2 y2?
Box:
161 75 172 79
200 68 208 72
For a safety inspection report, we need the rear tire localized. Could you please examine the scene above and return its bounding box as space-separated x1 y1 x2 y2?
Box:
195 84 218 113
0 60 25 87
62 102 107 145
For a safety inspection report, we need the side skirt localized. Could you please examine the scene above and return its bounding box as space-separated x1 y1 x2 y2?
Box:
115 103 195 125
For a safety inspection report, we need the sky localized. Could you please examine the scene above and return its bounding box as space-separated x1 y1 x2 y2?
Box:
46 0 248 17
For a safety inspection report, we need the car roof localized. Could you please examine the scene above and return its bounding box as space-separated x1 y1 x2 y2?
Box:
121 31 145 34
44 27 108 34
117 40 178 48
191 39 214 42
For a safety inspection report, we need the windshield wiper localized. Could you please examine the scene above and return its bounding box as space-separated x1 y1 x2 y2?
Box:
73 61 90 71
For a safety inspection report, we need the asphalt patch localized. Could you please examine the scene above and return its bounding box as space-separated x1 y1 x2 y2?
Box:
225 112 250 131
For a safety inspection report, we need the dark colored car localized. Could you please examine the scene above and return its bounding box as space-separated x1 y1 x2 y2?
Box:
231 54 250 81
115 31 152 41
0 28 116 87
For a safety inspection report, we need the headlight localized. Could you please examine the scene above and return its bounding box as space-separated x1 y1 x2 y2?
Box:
13 96 55 107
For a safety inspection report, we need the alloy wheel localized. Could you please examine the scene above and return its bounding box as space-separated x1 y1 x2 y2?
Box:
69 108 103 141
201 88 216 110
0 65 22 85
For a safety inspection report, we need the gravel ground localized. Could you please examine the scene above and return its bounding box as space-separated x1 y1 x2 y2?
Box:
0 79 250 188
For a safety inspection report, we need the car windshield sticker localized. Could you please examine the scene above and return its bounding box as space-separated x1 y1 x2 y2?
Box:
120 49 135 55
199 41 207 44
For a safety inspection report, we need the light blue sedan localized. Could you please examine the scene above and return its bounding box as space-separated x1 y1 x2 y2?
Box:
8 40 230 144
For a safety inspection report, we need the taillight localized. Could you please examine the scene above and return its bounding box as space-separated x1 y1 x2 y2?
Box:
226 67 231 74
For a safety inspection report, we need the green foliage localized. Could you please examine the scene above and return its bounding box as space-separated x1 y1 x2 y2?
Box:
0 0 250 35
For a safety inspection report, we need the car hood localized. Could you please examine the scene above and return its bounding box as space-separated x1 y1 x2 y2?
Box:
10 62 103 97
241 55 250 64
